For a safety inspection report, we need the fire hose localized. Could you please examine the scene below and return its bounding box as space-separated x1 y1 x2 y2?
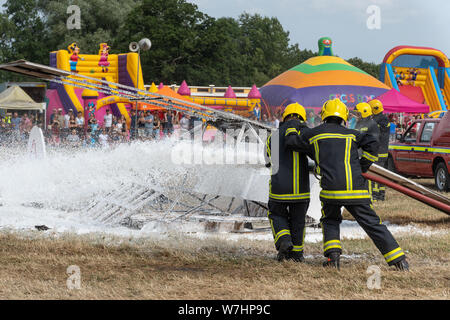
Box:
362 172 450 215
310 160 450 215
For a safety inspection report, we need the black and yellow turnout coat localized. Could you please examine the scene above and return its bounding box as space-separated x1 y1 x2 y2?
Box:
372 113 391 159
265 119 310 203
285 122 379 205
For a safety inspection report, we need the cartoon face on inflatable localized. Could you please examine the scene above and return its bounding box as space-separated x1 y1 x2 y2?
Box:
68 42 80 54
322 38 332 47
318 37 333 56
99 43 111 55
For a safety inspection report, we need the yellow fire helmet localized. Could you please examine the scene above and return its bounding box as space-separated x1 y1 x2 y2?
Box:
282 102 306 121
320 98 349 122
355 102 373 118
368 99 384 114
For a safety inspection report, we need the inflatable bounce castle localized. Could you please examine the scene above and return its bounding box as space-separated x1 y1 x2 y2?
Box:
260 37 390 111
46 42 144 127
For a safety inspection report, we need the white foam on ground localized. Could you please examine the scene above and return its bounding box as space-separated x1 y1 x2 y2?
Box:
187 220 445 243
0 202 444 245
0 141 445 244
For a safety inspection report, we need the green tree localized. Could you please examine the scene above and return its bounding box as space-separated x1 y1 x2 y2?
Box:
184 17 248 86
236 13 314 86
0 0 383 87
38 0 139 54
0 0 50 62
117 0 211 84
0 0 50 81
347 57 380 79
118 2 313 87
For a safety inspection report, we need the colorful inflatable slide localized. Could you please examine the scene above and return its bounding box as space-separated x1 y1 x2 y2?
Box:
46 42 144 127
380 46 450 115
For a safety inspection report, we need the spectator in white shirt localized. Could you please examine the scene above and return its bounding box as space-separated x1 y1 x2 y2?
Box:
98 128 109 148
62 109 73 141
64 109 72 129
104 109 113 132
76 111 85 135
273 116 280 128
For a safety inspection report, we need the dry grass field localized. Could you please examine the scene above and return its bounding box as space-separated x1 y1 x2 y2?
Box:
0 183 448 300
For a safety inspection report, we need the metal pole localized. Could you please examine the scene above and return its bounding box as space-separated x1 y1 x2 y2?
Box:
134 49 140 139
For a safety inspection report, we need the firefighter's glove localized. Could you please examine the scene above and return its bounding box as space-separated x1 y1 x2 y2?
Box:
359 158 372 173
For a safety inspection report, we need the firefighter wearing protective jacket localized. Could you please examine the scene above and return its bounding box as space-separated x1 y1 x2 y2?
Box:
285 98 409 271
265 102 310 262
354 102 381 200
354 102 380 141
369 99 391 201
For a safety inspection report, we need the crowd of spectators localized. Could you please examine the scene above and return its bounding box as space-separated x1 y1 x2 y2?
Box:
0 107 200 148
0 111 44 144
0 104 430 149
42 107 201 148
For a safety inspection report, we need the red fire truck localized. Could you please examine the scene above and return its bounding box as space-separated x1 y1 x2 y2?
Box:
388 112 450 191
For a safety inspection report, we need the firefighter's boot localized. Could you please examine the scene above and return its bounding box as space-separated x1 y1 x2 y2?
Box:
277 240 293 262
323 252 340 270
289 251 305 263
393 258 409 271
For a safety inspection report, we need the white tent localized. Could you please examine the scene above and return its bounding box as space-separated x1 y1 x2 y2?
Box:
0 85 45 110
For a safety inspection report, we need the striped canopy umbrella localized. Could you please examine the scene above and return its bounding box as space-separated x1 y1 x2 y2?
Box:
260 55 390 111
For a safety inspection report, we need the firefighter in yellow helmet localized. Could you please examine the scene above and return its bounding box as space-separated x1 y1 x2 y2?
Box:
264 102 310 262
369 99 391 201
354 102 380 140
284 98 409 270
354 102 381 200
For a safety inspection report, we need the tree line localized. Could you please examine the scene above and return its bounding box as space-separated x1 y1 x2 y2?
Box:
0 0 381 86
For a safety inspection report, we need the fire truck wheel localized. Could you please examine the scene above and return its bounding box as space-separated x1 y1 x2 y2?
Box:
434 162 449 192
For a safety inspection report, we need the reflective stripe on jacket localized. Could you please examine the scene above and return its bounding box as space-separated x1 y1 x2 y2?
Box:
284 122 379 205
372 113 390 157
265 119 310 203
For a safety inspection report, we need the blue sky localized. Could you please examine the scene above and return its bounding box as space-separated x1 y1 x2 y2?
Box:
190 0 450 63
